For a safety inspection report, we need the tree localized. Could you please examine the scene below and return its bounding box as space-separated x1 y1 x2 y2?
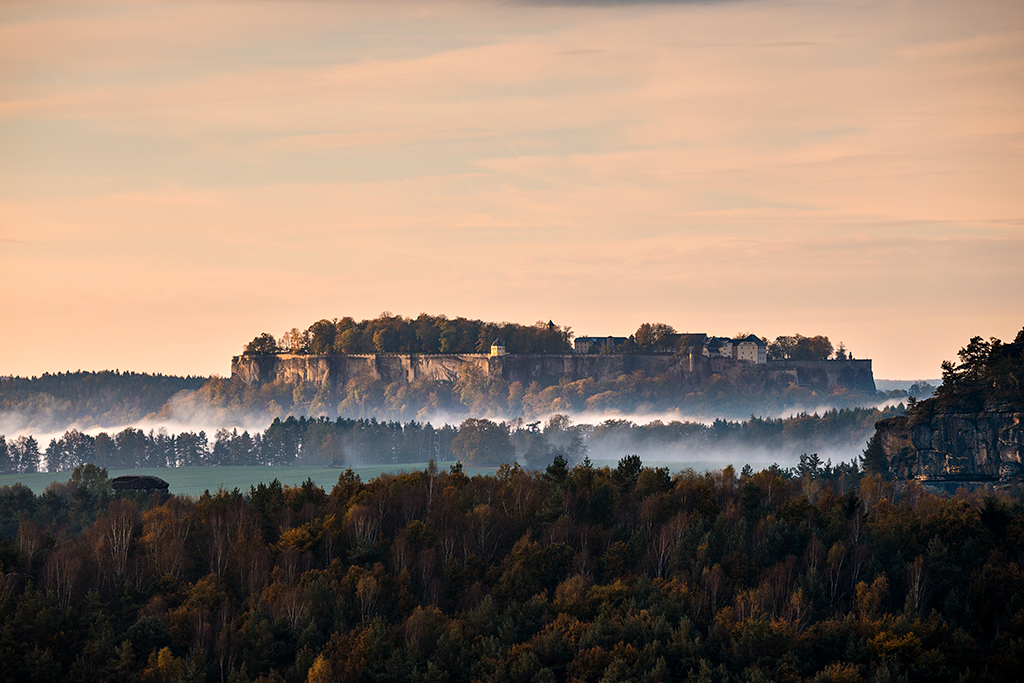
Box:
861 432 890 478
795 335 833 361
115 428 147 467
635 323 677 352
10 435 40 473
451 418 514 466
45 429 95 472
93 432 118 468
545 454 569 485
243 333 280 355
768 334 833 360
70 463 111 499
614 454 643 490
543 414 587 465
306 319 338 354
96 498 141 581
280 328 309 354
0 437 11 474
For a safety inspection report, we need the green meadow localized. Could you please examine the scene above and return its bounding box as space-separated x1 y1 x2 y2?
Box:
0 459 737 497
0 462 478 497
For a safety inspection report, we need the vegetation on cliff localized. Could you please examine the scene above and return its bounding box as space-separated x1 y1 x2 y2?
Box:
862 327 1024 481
930 327 1024 411
244 313 573 356
1 460 1022 682
241 312 847 362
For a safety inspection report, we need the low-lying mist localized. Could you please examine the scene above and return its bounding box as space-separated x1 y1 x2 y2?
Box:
1 375 906 474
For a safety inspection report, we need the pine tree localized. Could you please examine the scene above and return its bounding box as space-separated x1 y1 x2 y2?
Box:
861 432 890 478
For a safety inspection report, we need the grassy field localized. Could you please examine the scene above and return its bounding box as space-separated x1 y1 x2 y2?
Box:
0 460 742 497
0 462 482 497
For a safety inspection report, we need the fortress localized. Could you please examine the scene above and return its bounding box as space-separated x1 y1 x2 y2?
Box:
231 352 876 397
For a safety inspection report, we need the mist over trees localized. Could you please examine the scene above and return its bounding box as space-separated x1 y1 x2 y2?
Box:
0 371 209 433
0 406 902 474
1 365 913 441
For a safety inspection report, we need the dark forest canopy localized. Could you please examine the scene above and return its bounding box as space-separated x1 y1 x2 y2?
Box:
0 459 1022 682
244 313 573 355
0 405 901 474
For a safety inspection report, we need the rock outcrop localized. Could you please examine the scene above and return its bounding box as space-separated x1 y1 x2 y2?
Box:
111 475 170 494
871 328 1024 491
874 400 1024 490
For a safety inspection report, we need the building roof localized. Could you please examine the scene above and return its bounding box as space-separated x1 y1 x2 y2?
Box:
732 334 767 347
575 336 628 344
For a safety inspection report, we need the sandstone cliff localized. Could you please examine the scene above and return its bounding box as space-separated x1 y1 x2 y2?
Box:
875 400 1024 488
230 353 875 397
871 329 1024 490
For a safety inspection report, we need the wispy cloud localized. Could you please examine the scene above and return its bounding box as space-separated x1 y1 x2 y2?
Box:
0 0 1021 380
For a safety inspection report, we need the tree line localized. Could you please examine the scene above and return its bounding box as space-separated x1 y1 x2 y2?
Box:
241 314 848 362
244 314 573 356
0 406 901 474
930 327 1024 411
0 457 1021 682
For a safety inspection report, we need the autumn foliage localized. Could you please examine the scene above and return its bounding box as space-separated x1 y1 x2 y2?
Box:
1 461 1023 682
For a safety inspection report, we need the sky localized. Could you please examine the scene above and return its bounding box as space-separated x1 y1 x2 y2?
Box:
1 0 1022 381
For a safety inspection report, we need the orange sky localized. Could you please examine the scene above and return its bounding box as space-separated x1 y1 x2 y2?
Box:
1 0 1022 380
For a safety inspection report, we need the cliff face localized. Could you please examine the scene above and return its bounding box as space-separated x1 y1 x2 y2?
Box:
231 353 874 397
765 360 876 394
875 400 1024 486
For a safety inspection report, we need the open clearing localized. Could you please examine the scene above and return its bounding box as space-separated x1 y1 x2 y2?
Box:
0 459 738 497
0 463 467 497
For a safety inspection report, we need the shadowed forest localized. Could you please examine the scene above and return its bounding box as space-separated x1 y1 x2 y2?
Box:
1 460 1022 682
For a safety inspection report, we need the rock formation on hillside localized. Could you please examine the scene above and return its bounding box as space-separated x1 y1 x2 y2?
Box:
230 353 877 398
869 329 1024 491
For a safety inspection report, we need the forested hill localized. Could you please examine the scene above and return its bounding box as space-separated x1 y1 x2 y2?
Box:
0 460 1022 681
0 372 208 433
